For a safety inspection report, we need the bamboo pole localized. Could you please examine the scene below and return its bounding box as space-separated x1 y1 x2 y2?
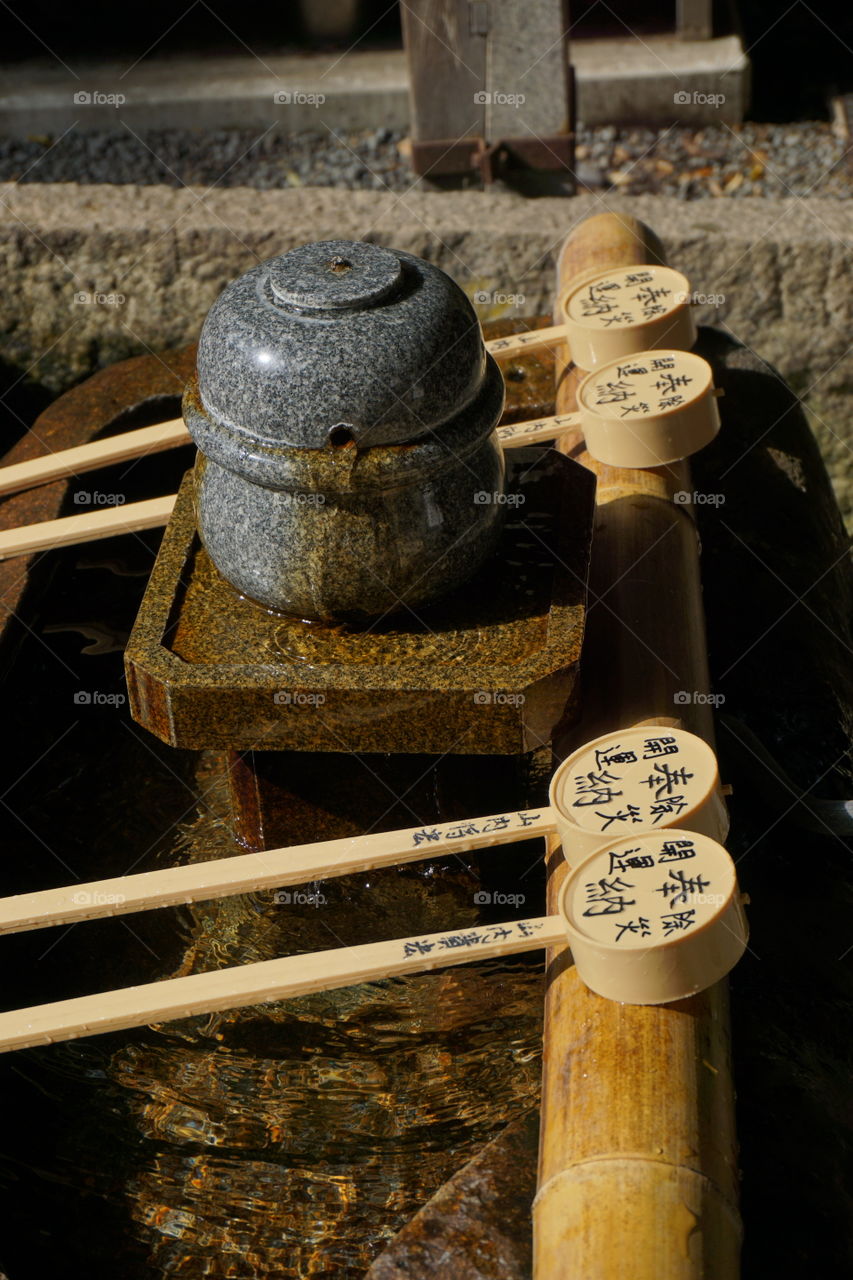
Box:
485 325 570 358
0 808 556 935
534 213 741 1279
0 495 176 560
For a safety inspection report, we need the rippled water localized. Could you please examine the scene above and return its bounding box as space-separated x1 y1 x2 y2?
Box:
105 766 544 1277
0 597 545 1278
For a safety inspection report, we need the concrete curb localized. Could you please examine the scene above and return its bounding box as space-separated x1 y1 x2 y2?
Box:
0 38 749 136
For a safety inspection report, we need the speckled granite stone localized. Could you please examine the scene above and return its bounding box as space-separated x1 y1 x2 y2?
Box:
187 239 508 620
365 1111 539 1280
126 319 593 756
195 240 494 451
185 367 506 621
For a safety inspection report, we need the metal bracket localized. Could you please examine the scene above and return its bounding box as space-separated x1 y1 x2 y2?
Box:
410 133 574 184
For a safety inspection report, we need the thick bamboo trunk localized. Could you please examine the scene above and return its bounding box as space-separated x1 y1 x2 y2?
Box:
534 213 741 1278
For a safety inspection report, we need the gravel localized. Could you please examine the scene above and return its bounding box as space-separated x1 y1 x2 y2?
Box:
0 120 849 199
573 120 851 200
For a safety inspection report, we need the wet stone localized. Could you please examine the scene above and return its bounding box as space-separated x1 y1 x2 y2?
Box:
189 240 509 620
365 1111 539 1280
124 450 594 758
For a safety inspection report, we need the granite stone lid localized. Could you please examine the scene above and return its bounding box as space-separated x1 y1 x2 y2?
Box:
194 239 496 451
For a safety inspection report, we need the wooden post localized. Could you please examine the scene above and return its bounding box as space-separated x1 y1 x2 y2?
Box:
534 213 742 1278
401 0 488 160
482 0 572 140
677 0 713 41
401 0 572 180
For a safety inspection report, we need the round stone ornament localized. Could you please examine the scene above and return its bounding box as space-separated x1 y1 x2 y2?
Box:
185 239 508 621
193 238 500 453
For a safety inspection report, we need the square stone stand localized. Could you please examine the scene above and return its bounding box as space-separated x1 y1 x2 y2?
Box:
125 447 594 850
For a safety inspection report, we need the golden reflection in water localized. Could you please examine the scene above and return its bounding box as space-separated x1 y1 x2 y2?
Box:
106 758 544 1277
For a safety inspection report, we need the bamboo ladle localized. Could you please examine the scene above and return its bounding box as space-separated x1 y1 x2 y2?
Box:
0 823 745 1054
0 818 747 1055
0 725 726 936
0 728 747 1052
0 349 722 562
0 267 697 503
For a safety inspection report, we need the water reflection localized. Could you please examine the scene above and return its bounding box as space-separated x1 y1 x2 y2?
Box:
96 766 542 1277
0 495 545 1278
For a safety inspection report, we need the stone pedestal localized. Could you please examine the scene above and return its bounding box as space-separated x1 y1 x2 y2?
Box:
126 449 594 847
124 321 595 848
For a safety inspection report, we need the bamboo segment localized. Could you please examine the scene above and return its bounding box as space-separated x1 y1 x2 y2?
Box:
535 212 741 1280
0 496 176 560
0 419 189 497
0 809 556 935
534 1156 742 1280
0 916 566 1054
